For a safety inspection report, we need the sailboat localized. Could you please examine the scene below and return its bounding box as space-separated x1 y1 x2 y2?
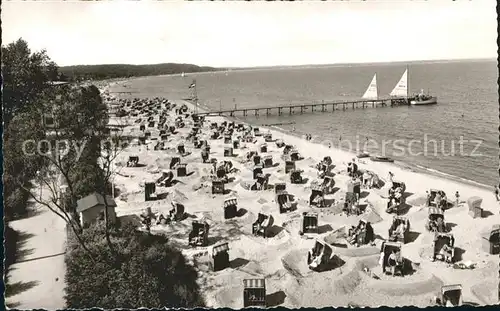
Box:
390 67 437 105
362 73 379 100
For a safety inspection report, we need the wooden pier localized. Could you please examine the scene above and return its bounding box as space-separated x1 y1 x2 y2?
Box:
192 97 410 117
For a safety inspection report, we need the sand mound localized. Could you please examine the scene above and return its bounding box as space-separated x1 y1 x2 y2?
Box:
172 189 188 202
332 246 380 258
362 208 383 224
370 274 443 296
471 279 497 305
281 249 310 278
407 195 427 206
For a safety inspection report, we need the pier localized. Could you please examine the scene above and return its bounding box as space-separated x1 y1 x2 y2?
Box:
192 97 410 117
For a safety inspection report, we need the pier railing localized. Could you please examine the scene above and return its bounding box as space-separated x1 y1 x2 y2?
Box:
191 97 410 117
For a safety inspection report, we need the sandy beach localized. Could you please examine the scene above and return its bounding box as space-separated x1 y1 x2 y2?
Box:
104 82 499 308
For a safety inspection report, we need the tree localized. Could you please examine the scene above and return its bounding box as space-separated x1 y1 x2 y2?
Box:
2 38 59 126
13 84 118 261
64 222 205 308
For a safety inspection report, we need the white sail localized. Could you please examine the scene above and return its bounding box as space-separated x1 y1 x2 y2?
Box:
390 69 408 97
362 74 378 99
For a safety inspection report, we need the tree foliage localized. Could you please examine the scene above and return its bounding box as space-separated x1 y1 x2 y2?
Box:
2 38 59 125
59 63 222 81
64 222 205 308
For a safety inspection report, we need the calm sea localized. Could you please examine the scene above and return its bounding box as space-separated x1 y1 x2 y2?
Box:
116 60 498 188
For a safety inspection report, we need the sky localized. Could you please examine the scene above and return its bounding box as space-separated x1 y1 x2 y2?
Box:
2 0 497 67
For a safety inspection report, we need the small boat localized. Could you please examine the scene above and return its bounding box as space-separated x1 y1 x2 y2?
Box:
390 67 438 106
410 90 437 105
357 152 370 159
370 156 394 163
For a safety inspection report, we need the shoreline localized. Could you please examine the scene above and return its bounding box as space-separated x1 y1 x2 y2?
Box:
103 80 494 196
192 99 493 194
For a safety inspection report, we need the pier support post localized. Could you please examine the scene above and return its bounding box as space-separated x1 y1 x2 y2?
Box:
255 109 259 116
243 110 247 117
322 104 325 112
278 107 282 116
266 108 270 116
311 105 315 113
289 107 293 115
300 106 304 114
352 103 355 110
362 102 365 109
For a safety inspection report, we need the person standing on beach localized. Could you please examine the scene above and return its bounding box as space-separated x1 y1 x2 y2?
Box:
388 171 394 183
495 185 500 202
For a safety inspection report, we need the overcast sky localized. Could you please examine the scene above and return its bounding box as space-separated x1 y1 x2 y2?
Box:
2 0 497 67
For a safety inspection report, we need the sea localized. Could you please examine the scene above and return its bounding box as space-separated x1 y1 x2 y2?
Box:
114 59 498 189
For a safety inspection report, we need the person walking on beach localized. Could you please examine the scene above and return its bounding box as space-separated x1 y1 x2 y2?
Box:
495 185 500 202
455 191 460 207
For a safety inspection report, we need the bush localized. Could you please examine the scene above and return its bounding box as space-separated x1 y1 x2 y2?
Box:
64 222 205 308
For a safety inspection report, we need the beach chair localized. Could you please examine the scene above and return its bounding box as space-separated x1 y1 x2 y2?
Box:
253 155 261 166
224 135 232 144
438 285 463 307
309 184 325 207
223 198 238 219
426 207 446 232
144 131 151 138
348 219 374 246
145 182 157 201
380 241 404 276
480 225 500 255
301 212 319 234
276 191 293 213
252 213 274 238
263 155 273 168
177 143 186 155
188 220 210 247
260 143 267 153
233 140 240 149
177 163 187 177
156 170 174 187
264 133 273 142
433 233 455 263
148 121 155 128
243 279 266 307
290 169 304 184
290 150 301 161
169 201 185 221
467 196 483 218
388 216 411 243
285 160 296 174
224 147 233 157
307 240 337 271
127 156 139 167
275 182 286 194
210 242 230 272
212 179 225 194
170 157 181 169
322 176 335 194
253 165 263 180
139 124 146 131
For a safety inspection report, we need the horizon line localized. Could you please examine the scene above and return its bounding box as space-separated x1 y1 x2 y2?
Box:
59 57 496 69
